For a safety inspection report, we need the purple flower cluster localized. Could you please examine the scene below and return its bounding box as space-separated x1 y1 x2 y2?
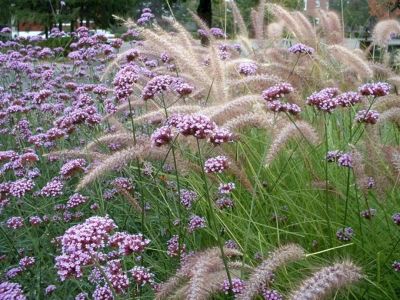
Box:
288 43 315 55
261 288 283 300
358 82 391 97
204 155 230 173
209 127 234 145
326 150 352 168
188 215 207 233
238 62 258 76
180 189 198 209
60 158 86 178
218 182 235 194
360 208 377 219
262 83 300 114
130 266 155 286
393 213 400 225
334 91 362 107
167 235 186 257
137 8 155 26
336 227 354 242
0 281 26 299
142 75 194 100
306 87 340 112
354 109 379 124
221 278 245 295
6 216 24 229
67 193 88 209
151 125 174 147
40 178 64 197
216 196 234 209
393 261 400 272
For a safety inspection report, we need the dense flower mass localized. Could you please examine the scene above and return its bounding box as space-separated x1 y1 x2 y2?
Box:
262 288 283 300
60 159 86 178
204 155 230 173
221 278 245 295
130 266 154 286
175 114 216 139
288 43 314 55
180 189 198 209
0 281 26 299
238 62 258 76
354 109 380 124
151 126 174 147
358 82 391 97
393 213 400 225
209 128 234 145
188 215 207 232
336 227 354 242
334 91 362 107
142 75 194 100
166 235 186 257
262 83 294 102
306 87 340 112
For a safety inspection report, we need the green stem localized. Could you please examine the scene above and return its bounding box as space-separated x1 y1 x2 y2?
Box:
196 138 233 289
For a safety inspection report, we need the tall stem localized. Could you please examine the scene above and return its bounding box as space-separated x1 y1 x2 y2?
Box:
196 138 233 289
324 113 333 246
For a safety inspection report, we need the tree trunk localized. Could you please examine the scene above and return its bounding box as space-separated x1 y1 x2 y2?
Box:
70 20 75 32
44 25 48 39
58 21 62 31
197 0 212 27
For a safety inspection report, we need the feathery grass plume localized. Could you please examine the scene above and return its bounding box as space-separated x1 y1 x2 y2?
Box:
237 244 305 300
363 126 392 199
311 181 344 198
141 28 210 90
373 94 400 111
229 0 248 37
107 116 129 133
372 19 400 47
267 4 305 43
155 247 242 300
103 99 160 121
264 121 320 166
85 133 135 152
228 74 283 91
369 62 395 79
288 261 362 300
350 147 370 196
75 143 150 191
44 150 107 161
391 148 400 174
161 16 197 58
253 0 266 41
133 105 202 125
319 10 343 44
328 45 373 80
264 63 305 88
378 107 400 126
387 76 400 92
292 11 317 47
267 22 284 40
117 188 142 213
223 112 273 132
207 95 264 124
263 48 290 65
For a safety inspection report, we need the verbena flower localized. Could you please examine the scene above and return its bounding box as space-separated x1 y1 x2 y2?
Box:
45 285 57 295
6 216 24 229
0 281 26 299
306 87 339 112
179 189 198 209
358 82 390 97
335 91 362 107
204 155 230 173
238 62 258 76
130 266 154 286
167 235 186 257
261 288 283 300
151 126 174 147
40 178 64 197
337 153 352 168
67 193 88 209
336 227 354 242
262 83 294 102
19 256 35 269
60 159 86 178
216 197 234 209
392 213 400 225
393 261 400 272
221 278 245 295
218 182 235 194
288 43 314 55
360 208 377 219
188 215 206 233
209 128 234 145
354 109 379 124
175 114 216 139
